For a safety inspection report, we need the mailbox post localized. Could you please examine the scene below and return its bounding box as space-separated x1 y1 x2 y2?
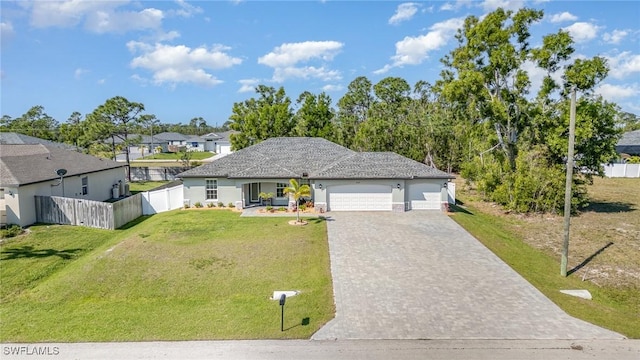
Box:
279 294 286 331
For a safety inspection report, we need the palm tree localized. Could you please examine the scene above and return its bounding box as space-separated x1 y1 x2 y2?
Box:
282 178 311 223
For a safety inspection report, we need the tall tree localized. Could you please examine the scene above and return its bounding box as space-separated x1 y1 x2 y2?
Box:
85 96 146 181
335 76 375 149
59 111 86 150
2 106 59 140
228 85 294 150
292 91 335 139
435 7 618 213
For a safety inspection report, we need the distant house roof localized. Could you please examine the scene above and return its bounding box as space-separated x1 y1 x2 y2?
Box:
185 135 205 142
202 131 238 142
0 144 125 187
154 132 189 141
178 137 452 180
0 132 76 150
616 130 640 155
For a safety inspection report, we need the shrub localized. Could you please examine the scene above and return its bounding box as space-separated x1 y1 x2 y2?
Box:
194 202 203 208
266 206 273 211
278 207 286 212
184 203 191 209
207 202 214 208
1 224 23 239
299 204 307 211
228 202 235 208
217 202 225 208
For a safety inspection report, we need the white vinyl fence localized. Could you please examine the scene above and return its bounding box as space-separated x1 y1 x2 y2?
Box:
141 184 184 215
603 163 640 178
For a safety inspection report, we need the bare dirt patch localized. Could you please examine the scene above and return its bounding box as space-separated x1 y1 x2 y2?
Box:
456 177 640 288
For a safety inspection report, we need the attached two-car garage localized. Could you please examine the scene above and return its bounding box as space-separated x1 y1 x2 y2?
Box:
325 181 444 211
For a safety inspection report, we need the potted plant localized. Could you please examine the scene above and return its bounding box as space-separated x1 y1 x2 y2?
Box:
259 192 275 206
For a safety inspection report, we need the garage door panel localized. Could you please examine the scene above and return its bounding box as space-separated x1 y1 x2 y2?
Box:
408 183 441 210
329 184 392 211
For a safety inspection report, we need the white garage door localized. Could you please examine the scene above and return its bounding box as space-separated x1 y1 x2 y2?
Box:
409 182 441 210
328 184 392 211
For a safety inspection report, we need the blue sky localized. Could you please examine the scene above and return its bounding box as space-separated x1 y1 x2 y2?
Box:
1 0 639 126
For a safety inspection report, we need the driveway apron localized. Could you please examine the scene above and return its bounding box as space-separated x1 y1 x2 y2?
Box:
312 212 624 340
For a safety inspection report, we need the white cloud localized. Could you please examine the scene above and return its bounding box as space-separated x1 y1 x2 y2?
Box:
439 0 472 11
375 17 464 74
97 78 106 85
389 3 419 25
258 41 344 82
606 52 640 80
595 83 639 101
28 1 167 34
603 29 629 45
238 78 260 93
74 68 89 79
170 0 203 18
548 12 578 23
563 22 601 43
480 0 525 12
128 42 242 87
322 84 344 92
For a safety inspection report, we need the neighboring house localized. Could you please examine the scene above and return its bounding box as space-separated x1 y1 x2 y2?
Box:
178 137 453 212
113 134 169 161
185 135 206 152
0 143 127 227
202 131 236 155
616 130 640 157
154 132 189 152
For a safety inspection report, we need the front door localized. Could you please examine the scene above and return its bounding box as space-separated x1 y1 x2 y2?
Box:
250 183 261 203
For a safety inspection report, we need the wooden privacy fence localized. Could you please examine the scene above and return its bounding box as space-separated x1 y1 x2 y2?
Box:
35 194 142 230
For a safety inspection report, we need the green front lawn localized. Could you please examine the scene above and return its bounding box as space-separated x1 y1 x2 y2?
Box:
0 211 334 341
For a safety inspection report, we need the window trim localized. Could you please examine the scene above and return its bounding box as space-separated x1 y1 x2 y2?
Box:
205 179 218 200
81 177 89 195
276 182 288 198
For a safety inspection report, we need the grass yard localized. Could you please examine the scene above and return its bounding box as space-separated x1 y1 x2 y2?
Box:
141 152 214 160
0 211 334 342
451 176 640 338
128 181 172 194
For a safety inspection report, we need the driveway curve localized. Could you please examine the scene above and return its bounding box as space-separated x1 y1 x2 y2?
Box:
312 211 623 340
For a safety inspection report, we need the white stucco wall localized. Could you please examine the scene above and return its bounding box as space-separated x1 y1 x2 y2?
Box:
182 178 241 207
2 167 126 227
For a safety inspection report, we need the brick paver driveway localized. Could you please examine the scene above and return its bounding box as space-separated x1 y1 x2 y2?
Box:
312 211 623 340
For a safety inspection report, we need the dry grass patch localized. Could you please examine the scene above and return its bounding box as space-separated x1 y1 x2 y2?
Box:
457 177 639 288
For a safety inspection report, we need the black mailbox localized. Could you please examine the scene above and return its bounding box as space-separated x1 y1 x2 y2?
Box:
279 294 286 306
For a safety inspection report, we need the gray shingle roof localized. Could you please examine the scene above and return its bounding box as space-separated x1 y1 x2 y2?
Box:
617 130 640 155
178 137 452 180
0 132 76 150
154 132 189 141
1 144 125 187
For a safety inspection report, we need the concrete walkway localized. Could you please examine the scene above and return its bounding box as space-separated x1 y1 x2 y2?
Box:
312 211 624 340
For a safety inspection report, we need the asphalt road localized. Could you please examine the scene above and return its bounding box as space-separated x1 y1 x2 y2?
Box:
2 340 639 360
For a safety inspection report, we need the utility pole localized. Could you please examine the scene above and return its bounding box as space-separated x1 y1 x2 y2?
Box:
561 87 577 277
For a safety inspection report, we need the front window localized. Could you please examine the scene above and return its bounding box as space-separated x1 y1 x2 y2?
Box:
206 179 217 200
82 177 88 195
276 182 288 197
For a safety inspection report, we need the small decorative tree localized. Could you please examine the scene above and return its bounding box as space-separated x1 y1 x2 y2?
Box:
282 179 311 223
259 192 274 206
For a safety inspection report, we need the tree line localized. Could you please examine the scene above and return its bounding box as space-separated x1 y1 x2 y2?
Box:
2 7 639 213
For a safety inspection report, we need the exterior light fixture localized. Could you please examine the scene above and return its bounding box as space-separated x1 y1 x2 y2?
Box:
397 183 401 189
318 184 322 190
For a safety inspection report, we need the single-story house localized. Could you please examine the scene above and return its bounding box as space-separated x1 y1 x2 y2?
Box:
616 130 640 157
154 132 189 153
0 143 127 227
185 135 207 152
202 131 236 155
178 137 453 212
